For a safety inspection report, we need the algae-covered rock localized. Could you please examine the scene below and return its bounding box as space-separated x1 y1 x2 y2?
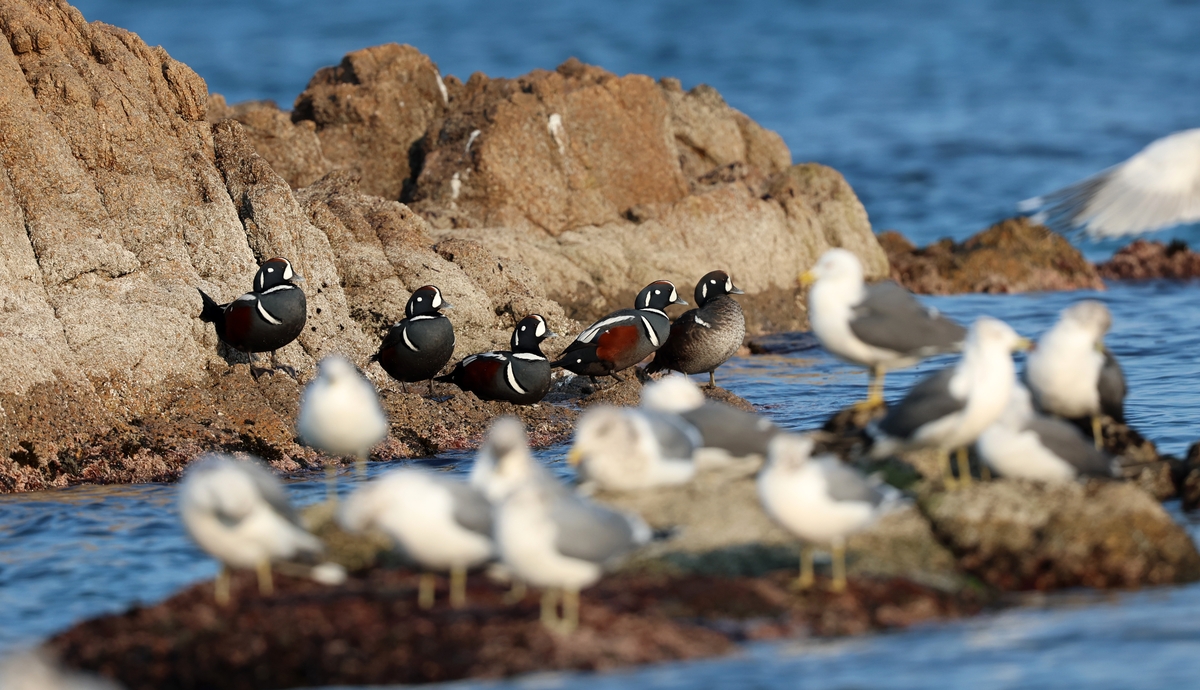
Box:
920 479 1200 590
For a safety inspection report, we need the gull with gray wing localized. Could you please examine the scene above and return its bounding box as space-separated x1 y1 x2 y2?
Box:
802 249 965 407
567 405 700 491
641 374 780 462
297 354 389 493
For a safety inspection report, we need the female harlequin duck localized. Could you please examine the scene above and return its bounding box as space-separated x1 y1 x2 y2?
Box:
645 270 746 388
198 257 306 377
435 314 556 405
372 285 455 395
552 280 686 382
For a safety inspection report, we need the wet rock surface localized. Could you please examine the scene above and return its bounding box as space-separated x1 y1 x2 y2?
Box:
880 217 1105 294
48 567 983 689
1095 239 1200 280
920 480 1200 590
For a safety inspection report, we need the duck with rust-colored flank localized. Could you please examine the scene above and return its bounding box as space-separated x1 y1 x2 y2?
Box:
198 257 307 378
436 315 556 405
646 270 746 388
372 285 455 395
553 280 687 382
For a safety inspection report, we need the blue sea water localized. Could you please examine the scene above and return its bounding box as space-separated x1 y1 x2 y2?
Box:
4 0 1200 687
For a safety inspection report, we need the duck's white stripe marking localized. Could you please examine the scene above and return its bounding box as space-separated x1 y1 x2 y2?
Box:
235 294 256 302
408 314 437 321
505 362 527 394
579 315 634 343
260 284 297 295
640 316 659 347
695 316 712 328
511 352 546 361
640 307 668 318
256 301 283 325
402 326 418 352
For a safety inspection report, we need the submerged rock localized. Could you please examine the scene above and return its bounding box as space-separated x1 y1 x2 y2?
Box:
920 480 1200 590
48 567 982 689
880 217 1105 294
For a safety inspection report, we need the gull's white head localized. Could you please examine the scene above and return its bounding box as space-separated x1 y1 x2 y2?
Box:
180 453 280 522
472 416 539 501
764 432 816 473
1058 300 1112 341
801 248 864 287
966 316 1030 354
641 374 705 413
315 353 360 385
568 406 649 471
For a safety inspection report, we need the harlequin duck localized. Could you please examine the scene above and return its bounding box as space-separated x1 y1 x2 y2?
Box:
646 270 745 388
198 257 306 377
552 280 687 382
372 285 455 395
435 314 556 405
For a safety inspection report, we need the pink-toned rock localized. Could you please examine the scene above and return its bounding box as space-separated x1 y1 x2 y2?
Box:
1096 239 1200 280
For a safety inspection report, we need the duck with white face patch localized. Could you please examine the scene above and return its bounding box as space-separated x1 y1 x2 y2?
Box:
645 270 746 388
372 285 456 395
552 280 687 383
436 314 557 405
197 257 307 378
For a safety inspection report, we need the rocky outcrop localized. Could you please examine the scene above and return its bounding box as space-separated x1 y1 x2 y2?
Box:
50 565 982 689
1095 239 1200 280
920 480 1200 589
880 217 1105 294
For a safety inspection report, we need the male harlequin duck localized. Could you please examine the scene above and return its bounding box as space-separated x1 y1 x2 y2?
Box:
645 270 746 388
198 257 306 377
435 314 556 405
552 280 687 382
371 285 455 395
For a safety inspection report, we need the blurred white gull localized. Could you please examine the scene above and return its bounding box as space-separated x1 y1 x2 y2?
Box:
758 433 900 592
489 420 650 633
641 374 780 461
1020 128 1200 237
868 317 1031 489
1025 300 1126 448
567 405 699 491
180 454 342 605
468 416 556 504
977 384 1118 483
340 467 493 609
801 249 966 407
297 354 389 491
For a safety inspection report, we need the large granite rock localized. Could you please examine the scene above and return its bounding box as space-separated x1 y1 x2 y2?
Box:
880 217 1105 294
1095 239 1200 280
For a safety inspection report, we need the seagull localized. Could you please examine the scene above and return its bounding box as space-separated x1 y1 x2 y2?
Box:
468 415 557 504
640 374 780 461
179 454 334 605
757 433 899 592
340 468 493 609
801 248 966 408
488 420 650 633
1025 300 1126 449
297 354 389 493
1020 128 1200 237
567 405 699 491
977 385 1118 483
868 317 1031 489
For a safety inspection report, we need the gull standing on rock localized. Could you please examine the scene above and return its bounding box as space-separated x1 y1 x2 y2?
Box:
868 317 1031 489
297 354 389 493
1020 128 1200 237
340 468 493 609
802 249 966 408
180 454 341 605
488 419 650 633
758 433 899 592
645 270 746 388
1025 300 1125 449
977 385 1118 483
641 374 780 461
567 405 700 491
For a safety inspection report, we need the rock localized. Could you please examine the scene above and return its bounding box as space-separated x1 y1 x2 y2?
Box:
881 217 1105 294
48 564 981 688
1179 442 1200 511
920 480 1200 590
207 95 333 189
292 43 449 201
1095 239 1200 280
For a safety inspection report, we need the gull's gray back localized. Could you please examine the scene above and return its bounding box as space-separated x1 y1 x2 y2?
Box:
552 495 642 566
1025 416 1115 477
641 409 700 461
850 281 966 356
877 366 966 440
681 402 779 456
